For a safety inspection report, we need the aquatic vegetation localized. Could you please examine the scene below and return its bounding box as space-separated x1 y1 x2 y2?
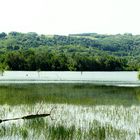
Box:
138 70 140 80
0 84 139 105
0 104 140 139
0 84 140 139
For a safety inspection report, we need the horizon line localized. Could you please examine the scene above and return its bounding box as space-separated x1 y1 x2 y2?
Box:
0 31 139 36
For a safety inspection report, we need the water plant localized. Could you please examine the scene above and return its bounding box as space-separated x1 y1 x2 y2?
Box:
0 84 138 106
0 84 140 139
138 70 140 80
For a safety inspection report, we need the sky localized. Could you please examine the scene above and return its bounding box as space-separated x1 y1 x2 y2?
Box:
0 0 140 35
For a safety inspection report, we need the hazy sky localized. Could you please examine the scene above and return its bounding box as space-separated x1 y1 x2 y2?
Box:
0 0 140 35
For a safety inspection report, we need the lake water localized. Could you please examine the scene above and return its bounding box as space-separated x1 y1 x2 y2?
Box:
0 84 140 140
0 71 140 86
0 72 140 139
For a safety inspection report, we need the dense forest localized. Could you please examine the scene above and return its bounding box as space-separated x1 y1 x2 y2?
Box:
0 32 140 71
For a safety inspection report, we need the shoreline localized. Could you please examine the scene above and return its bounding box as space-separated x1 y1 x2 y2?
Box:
0 79 139 87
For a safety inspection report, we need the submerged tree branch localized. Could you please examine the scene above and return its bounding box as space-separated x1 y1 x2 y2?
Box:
0 107 56 124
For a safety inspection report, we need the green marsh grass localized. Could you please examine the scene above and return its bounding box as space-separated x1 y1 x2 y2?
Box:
138 70 140 80
0 83 139 105
0 103 140 139
0 84 140 139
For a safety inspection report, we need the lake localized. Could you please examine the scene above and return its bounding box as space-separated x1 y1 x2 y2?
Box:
0 71 140 86
0 72 140 139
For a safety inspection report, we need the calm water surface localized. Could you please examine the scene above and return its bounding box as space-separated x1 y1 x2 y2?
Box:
0 71 139 86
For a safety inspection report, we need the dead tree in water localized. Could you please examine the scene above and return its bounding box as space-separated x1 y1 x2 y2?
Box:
0 107 55 124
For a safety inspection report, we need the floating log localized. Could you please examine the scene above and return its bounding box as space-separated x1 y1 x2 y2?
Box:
0 107 55 124
22 113 51 119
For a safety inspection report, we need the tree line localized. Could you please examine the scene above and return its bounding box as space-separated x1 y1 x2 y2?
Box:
0 32 139 71
0 49 130 71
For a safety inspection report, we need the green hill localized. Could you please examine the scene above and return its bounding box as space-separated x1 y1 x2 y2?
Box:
0 32 139 71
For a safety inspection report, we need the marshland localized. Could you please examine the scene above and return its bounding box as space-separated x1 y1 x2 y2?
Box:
1 82 140 140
